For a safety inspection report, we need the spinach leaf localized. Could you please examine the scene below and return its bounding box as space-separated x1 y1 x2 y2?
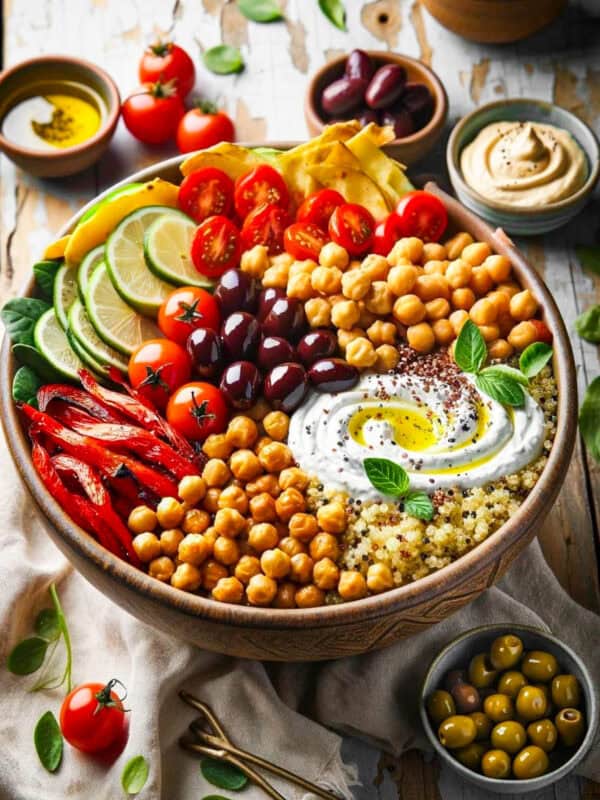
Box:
1 297 50 347
363 458 410 496
7 637 48 675
12 343 61 383
575 305 600 343
238 0 283 22
318 0 347 30
454 319 487 374
203 45 244 75
476 369 526 407
201 757 248 791
122 755 150 795
33 261 61 300
519 342 553 379
12 366 42 407
34 711 63 773
404 491 434 521
579 376 600 463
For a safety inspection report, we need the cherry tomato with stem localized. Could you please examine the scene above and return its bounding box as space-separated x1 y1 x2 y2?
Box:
328 203 375 257
234 165 289 219
395 190 448 242
60 679 129 755
372 212 403 256
139 40 196 98
176 102 235 154
122 81 185 145
166 382 228 440
178 167 234 223
158 286 221 345
128 338 192 411
284 222 329 261
241 203 291 255
296 188 345 230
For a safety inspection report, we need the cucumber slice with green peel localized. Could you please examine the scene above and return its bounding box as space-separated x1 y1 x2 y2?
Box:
66 328 108 381
34 308 84 381
85 262 162 356
144 212 215 290
53 264 79 330
78 245 105 302
105 205 179 316
68 298 129 373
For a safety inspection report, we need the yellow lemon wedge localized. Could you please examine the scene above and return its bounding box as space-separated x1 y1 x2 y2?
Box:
43 234 70 260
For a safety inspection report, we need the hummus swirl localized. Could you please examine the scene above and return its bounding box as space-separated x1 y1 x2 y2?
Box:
287 372 545 499
460 121 587 207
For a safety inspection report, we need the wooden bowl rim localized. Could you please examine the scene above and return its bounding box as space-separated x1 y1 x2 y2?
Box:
0 148 577 631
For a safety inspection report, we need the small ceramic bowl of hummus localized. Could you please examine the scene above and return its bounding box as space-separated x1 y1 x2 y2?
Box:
447 99 599 235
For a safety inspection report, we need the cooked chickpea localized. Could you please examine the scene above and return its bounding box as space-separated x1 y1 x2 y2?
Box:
295 585 325 608
212 576 244 604
160 528 184 558
229 450 262 483
486 289 511 315
258 441 294 473
316 501 347 534
271 252 295 270
364 281 394 314
289 259 317 279
255 436 274 453
425 298 451 320
148 556 175 582
423 260 447 276
177 475 207 506
470 266 494 296
202 488 221 513
345 337 378 369
484 254 512 282
172 562 203 591
407 322 435 353
387 264 418 296
366 320 396 346
338 570 368 601
201 559 228 590
156 497 185 529
478 323 500 342
309 532 340 561
178 533 210 566
214 535 241 566
423 242 447 261
203 526 218 551
497 312 514 338
274 581 297 608
445 231 474 260
288 512 319 542
508 321 538 350
248 522 279 552
313 557 340 590
202 459 231 488
367 563 394 593
278 467 309 492
432 318 455 346
202 434 233 460
275 487 306 521
217 485 249 515
510 289 538 321
393 294 426 326
331 299 360 330
132 532 161 563
260 548 291 579
246 473 281 497
225 416 258 449
262 263 289 289
128 505 157 534
415 274 450 302
449 309 469 335
263 410 290 442
341 269 371 301
446 259 473 289
304 297 331 328
279 536 306 557
287 272 315 301
214 507 247 538
311 265 342 295
470 298 498 325
289 552 314 583
497 281 521 298
234 555 261 585
488 338 514 360
337 327 366 352
249 492 278 522
462 241 492 266
388 236 423 265
452 287 476 310
246 574 278 606
240 244 269 277
361 254 389 281
376 344 400 372
319 241 349 269
182 509 211 534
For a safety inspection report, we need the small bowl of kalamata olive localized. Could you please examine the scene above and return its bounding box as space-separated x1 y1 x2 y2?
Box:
304 50 448 166
420 625 597 793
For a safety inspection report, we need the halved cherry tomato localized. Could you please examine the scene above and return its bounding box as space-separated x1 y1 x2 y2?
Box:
328 203 375 257
241 203 291 255
176 106 235 154
158 287 221 345
128 339 191 411
178 167 234 223
296 189 345 229
234 165 289 218
529 319 553 344
139 41 195 98
284 222 328 261
60 679 129 755
121 81 185 145
395 190 448 242
191 215 241 278
166 382 228 440
373 213 403 257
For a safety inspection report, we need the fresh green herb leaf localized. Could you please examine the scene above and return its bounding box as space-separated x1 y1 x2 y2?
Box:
579 376 600 463
481 363 529 386
519 342 553 379
238 0 283 22
34 609 61 642
33 261 61 300
363 458 410 497
404 491 434 521
34 711 63 773
476 369 526 407
203 45 244 75
201 758 249 791
318 0 347 30
7 637 48 675
1 297 50 347
454 319 487 374
575 305 600 343
576 245 600 276
49 584 73 694
12 343 62 383
121 755 150 795
12 365 42 407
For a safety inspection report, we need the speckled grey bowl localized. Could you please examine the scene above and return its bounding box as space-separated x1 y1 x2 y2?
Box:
447 99 600 235
420 624 597 794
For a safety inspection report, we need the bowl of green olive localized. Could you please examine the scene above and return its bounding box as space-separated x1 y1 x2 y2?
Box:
420 624 597 793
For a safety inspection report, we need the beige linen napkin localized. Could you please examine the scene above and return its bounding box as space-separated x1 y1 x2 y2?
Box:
1 433 599 800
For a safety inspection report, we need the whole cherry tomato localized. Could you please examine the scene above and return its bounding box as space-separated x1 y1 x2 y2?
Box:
191 216 241 278
122 82 185 144
328 203 375 256
529 319 553 344
395 190 448 242
234 165 289 219
128 338 191 410
176 104 235 154
178 167 234 223
166 382 228 440
139 41 196 98
296 188 344 230
60 679 129 755
284 222 328 261
240 203 291 255
158 286 221 345
372 212 403 256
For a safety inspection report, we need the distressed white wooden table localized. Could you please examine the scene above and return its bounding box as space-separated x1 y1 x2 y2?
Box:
2 1 599 798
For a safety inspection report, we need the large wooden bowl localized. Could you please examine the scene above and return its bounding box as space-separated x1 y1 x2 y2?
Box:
0 152 577 661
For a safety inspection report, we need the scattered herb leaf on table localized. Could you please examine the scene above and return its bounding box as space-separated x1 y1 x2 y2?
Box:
576 306 600 343
34 711 63 773
238 0 283 22
203 45 244 75
7 637 48 675
34 608 61 642
201 757 249 791
318 0 347 30
579 376 600 463
122 755 150 795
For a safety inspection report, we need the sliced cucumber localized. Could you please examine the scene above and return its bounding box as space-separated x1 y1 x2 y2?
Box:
53 264 79 330
34 308 84 381
68 298 129 373
78 245 105 302
105 205 179 316
144 212 215 290
85 262 161 356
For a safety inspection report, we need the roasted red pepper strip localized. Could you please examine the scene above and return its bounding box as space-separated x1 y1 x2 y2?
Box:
37 384 126 423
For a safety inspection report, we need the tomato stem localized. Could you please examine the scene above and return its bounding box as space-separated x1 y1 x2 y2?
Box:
193 99 218 115
139 364 172 394
190 393 216 427
149 39 172 57
94 678 129 715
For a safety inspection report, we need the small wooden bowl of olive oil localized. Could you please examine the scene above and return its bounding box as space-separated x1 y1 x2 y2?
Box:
0 55 120 178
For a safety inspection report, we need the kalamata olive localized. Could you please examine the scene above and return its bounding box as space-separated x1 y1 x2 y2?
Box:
257 336 296 371
261 297 306 342
257 287 285 322
365 64 407 110
186 327 224 378
444 670 467 692
297 329 337 366
264 363 308 413
308 358 359 393
345 49 375 82
322 77 368 116
451 683 482 714
357 108 379 127
219 361 261 409
381 108 415 139
220 311 261 360
401 82 434 118
214 268 260 316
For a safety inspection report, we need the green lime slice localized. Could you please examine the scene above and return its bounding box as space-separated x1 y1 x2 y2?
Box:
68 298 129 373
85 262 161 356
66 328 108 380
78 245 104 302
34 308 84 381
144 212 215 290
105 206 179 316
53 264 79 330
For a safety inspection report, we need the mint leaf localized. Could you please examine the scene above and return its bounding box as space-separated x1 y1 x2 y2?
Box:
201 758 248 791
404 492 434 521
575 305 600 343
483 363 529 386
580 376 600 463
519 342 553 379
7 637 48 675
576 245 600 276
34 711 63 773
319 0 347 30
363 458 410 496
454 319 487 374
203 45 244 75
122 755 149 795
238 0 283 22
476 369 525 407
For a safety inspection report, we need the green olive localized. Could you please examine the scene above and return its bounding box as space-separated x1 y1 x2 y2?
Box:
527 719 558 752
521 650 559 683
555 708 586 747
512 745 550 779
427 690 456 725
551 674 581 709
516 685 548 721
454 741 488 770
468 653 499 689
469 711 492 741
451 682 481 714
483 693 515 723
481 749 512 779
438 715 477 749
490 720 527 754
497 670 527 699
490 634 523 670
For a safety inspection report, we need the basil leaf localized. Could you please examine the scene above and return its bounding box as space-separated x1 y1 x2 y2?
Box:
33 260 61 300
476 370 526 407
363 457 410 497
201 758 248 791
12 343 61 383
579 376 600 463
1 297 50 347
404 491 434 521
454 319 486 374
576 245 600 276
238 0 283 22
319 0 347 30
122 755 150 795
482 363 529 386
575 305 600 343
519 342 553 379
12 365 42 407
203 45 244 75
7 636 48 675
34 608 61 642
34 711 63 773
